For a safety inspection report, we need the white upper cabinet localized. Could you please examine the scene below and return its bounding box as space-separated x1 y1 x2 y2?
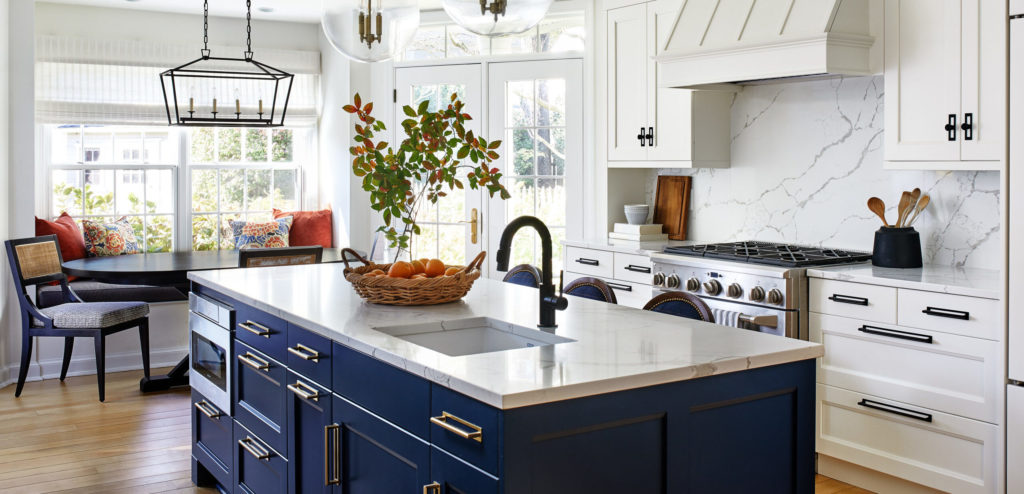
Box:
604 0 731 168
884 0 1006 170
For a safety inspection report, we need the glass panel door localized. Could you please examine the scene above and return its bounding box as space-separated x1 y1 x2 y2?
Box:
394 65 484 269
486 59 583 279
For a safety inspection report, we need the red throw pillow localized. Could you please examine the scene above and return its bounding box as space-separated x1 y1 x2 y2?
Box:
272 208 333 248
35 212 87 261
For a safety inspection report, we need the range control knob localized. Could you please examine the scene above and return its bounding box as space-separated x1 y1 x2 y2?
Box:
685 277 701 292
666 274 681 289
749 286 766 302
767 289 784 305
703 279 722 296
727 283 743 299
652 272 666 286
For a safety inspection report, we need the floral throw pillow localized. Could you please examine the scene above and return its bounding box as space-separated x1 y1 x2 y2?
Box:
231 216 293 249
82 217 143 257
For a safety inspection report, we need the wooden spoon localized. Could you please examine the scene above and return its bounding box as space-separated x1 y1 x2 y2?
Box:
907 194 930 227
867 197 889 227
895 191 913 227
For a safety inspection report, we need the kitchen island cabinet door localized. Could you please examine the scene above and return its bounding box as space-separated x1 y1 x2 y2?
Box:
429 446 500 494
333 394 431 493
287 372 333 494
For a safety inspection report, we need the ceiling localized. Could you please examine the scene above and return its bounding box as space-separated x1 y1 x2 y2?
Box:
42 0 446 23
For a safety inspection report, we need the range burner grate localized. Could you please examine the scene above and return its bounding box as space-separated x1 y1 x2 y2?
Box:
663 241 872 268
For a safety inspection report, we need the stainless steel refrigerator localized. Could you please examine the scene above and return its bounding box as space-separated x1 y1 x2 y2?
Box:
1008 5 1024 492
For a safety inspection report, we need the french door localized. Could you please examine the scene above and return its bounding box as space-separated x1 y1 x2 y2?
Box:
394 58 582 278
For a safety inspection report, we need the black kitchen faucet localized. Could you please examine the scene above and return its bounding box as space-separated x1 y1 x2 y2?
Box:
495 215 568 329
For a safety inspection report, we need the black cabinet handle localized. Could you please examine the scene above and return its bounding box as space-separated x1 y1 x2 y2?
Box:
646 126 654 147
624 265 651 274
961 113 973 140
637 127 646 147
606 282 632 292
945 114 957 141
858 325 933 344
922 306 970 321
857 399 933 423
575 258 600 266
828 294 869 306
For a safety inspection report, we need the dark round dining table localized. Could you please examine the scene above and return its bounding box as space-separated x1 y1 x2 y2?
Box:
61 248 363 393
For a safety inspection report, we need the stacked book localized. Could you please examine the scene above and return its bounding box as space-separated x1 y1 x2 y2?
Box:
608 223 668 243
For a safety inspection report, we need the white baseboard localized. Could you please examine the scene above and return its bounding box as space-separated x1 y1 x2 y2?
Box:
0 346 187 390
817 454 945 494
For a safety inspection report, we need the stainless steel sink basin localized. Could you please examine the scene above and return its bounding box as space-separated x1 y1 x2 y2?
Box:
373 317 575 357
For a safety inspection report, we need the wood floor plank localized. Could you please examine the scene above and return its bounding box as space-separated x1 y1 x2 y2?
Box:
0 367 867 493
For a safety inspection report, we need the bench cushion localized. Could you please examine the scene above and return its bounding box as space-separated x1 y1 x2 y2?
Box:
37 301 149 328
37 281 186 309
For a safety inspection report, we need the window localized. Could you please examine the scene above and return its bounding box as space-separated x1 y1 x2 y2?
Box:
49 125 177 252
47 125 308 252
400 12 585 61
188 128 302 251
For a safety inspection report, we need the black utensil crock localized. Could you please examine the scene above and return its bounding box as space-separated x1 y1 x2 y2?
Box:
872 227 923 268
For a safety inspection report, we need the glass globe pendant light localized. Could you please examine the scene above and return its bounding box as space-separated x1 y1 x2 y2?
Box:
321 0 420 63
441 0 554 37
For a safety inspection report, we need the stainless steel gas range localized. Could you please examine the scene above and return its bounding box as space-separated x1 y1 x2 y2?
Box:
650 242 872 340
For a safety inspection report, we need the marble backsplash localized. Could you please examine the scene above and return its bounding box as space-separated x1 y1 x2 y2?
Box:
648 75 1001 270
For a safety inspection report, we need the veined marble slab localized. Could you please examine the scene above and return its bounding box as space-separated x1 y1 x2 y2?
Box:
807 264 1001 300
189 264 822 409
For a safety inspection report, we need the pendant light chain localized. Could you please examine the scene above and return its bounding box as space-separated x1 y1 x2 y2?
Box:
201 0 210 58
244 0 253 60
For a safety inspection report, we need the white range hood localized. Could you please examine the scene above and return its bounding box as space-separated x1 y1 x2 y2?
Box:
655 0 880 88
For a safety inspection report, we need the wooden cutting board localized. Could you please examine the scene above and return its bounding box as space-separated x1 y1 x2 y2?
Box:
653 176 691 240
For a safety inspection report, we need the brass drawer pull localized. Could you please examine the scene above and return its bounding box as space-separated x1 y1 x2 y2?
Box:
423 481 441 494
430 411 482 442
237 352 270 371
239 320 272 337
287 380 321 401
324 424 341 486
288 343 321 361
239 436 272 460
194 400 222 419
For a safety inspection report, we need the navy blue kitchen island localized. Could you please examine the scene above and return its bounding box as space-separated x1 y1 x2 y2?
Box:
187 264 822 493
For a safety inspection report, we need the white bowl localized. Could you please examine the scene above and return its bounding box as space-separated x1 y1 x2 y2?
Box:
623 204 649 225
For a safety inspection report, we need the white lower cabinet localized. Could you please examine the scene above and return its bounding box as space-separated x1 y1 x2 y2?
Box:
1008 385 1024 494
562 244 656 309
565 270 652 309
817 384 998 494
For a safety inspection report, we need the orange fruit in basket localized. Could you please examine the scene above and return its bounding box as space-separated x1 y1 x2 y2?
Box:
368 269 385 277
410 260 426 275
424 259 446 278
419 258 430 266
444 267 461 276
388 261 414 278
411 273 427 280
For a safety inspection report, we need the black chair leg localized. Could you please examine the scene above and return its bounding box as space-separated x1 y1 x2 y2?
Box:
60 337 75 381
94 334 106 402
139 319 151 379
14 334 32 397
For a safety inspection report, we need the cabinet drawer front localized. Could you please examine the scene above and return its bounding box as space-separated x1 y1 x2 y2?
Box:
564 271 653 309
613 252 654 284
564 246 614 278
430 385 501 476
816 384 997 494
897 289 1000 340
333 342 430 439
810 313 1000 423
191 390 232 488
236 304 288 363
287 324 332 388
809 278 896 323
234 340 288 456
430 446 500 494
233 421 288 494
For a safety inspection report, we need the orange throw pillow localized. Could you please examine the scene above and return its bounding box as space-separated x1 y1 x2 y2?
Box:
35 212 87 261
273 208 333 247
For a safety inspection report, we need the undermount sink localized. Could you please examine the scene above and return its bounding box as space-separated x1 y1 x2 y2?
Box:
373 317 575 357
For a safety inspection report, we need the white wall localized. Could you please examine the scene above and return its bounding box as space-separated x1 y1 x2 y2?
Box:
1 0 12 384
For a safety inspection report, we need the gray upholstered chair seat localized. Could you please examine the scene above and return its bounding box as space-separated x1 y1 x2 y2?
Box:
35 301 150 329
36 281 186 309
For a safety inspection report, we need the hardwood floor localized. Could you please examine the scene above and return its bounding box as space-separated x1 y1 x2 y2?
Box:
0 368 872 493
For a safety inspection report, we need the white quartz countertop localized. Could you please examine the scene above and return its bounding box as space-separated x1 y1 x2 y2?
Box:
563 238 695 256
807 263 1000 300
189 264 822 409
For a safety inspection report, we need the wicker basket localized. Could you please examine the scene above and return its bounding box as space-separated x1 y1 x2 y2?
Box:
341 248 486 306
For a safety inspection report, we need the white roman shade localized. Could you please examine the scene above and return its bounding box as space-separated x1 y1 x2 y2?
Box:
35 35 321 126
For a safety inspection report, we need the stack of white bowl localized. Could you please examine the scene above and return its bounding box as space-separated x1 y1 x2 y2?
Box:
623 204 650 225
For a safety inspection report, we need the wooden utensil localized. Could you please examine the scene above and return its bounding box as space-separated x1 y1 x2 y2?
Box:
907 194 930 226
895 191 913 227
867 197 889 227
653 176 691 240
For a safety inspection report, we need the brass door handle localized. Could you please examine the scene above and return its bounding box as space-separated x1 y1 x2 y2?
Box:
239 320 271 337
324 424 341 486
237 352 270 371
239 436 272 460
430 411 482 442
194 400 222 419
287 343 321 361
287 380 321 401
423 482 441 494
458 208 479 245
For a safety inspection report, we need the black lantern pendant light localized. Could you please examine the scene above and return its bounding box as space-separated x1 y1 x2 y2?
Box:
160 0 294 127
